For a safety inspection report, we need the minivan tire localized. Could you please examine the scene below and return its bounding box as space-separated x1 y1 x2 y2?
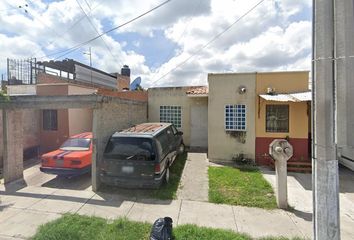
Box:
178 143 185 154
164 167 170 184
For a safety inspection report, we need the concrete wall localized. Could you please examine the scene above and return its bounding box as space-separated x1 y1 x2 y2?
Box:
148 87 208 147
208 73 256 162
0 110 40 166
92 98 147 190
2 110 24 183
7 85 37 95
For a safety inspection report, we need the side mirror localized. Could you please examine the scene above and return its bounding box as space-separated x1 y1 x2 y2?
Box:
176 131 183 136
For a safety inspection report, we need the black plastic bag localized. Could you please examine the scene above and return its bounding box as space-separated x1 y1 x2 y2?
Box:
149 217 173 240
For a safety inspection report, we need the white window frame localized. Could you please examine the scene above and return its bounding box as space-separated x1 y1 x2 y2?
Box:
159 105 182 128
224 104 247 131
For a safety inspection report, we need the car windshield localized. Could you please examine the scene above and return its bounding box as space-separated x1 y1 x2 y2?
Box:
104 137 155 161
60 138 91 151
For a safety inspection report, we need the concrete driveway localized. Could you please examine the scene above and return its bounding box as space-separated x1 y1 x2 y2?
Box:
262 165 354 240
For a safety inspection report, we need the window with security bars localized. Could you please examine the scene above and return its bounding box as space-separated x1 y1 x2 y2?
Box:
266 105 289 132
225 104 246 131
43 109 58 131
159 106 182 128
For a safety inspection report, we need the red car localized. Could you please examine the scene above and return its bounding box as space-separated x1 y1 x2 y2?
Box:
40 132 92 176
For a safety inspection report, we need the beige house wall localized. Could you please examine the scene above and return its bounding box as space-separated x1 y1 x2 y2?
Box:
68 85 96 136
208 73 256 162
148 87 208 147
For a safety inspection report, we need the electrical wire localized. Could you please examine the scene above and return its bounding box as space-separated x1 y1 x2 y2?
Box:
37 0 172 60
150 0 266 85
74 0 124 66
30 0 103 58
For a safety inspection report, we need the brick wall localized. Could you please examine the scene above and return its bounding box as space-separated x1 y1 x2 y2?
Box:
98 89 148 102
92 98 147 190
37 72 68 84
117 75 130 91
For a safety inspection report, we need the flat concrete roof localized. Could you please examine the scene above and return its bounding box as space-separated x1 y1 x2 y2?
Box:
0 94 145 110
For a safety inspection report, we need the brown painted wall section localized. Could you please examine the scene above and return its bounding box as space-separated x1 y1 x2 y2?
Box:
256 137 309 165
37 84 70 153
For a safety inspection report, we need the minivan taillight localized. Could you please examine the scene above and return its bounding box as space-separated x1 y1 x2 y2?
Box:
154 163 161 174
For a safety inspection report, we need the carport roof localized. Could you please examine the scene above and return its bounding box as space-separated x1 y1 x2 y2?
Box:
259 91 311 102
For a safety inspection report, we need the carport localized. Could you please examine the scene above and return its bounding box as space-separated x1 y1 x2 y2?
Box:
0 94 147 191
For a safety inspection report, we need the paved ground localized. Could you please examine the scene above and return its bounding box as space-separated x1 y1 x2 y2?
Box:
177 153 209 201
261 166 354 240
1 156 354 239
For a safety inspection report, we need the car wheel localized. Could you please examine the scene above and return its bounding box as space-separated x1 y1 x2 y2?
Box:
164 167 170 184
178 143 185 154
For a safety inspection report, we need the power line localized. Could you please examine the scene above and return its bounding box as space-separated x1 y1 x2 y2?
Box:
74 0 123 66
30 0 103 58
150 0 266 85
37 0 172 60
83 0 91 10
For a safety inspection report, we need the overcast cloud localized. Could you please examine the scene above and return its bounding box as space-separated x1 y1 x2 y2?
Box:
0 0 311 87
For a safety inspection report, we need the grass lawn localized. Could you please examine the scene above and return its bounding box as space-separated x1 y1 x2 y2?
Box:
150 152 187 200
32 214 302 240
208 166 277 209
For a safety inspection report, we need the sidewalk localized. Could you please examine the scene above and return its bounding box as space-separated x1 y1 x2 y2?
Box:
261 167 354 240
177 152 209 201
0 183 310 240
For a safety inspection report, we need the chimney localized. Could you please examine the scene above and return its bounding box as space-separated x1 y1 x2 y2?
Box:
117 65 131 91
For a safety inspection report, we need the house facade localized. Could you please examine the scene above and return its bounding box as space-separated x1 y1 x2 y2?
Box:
255 72 310 165
0 59 147 167
148 86 208 149
147 71 310 165
208 72 256 162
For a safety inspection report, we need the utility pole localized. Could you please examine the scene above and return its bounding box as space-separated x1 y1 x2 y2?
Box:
313 0 340 239
83 47 93 87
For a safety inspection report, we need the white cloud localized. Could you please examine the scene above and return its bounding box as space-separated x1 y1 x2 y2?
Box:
0 0 312 88
144 0 312 87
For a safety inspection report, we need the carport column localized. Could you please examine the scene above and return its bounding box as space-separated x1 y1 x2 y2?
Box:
92 107 103 191
2 109 24 183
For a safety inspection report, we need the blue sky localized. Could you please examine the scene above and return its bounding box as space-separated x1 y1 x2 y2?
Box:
0 0 312 87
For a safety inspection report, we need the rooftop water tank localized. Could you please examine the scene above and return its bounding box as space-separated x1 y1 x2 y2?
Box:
121 65 130 77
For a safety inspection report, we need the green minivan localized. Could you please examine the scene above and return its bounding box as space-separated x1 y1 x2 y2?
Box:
100 123 184 188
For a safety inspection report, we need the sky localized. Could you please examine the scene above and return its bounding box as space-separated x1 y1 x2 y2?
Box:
0 0 312 87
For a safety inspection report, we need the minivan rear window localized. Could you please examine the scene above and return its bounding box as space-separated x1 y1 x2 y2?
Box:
104 137 155 161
